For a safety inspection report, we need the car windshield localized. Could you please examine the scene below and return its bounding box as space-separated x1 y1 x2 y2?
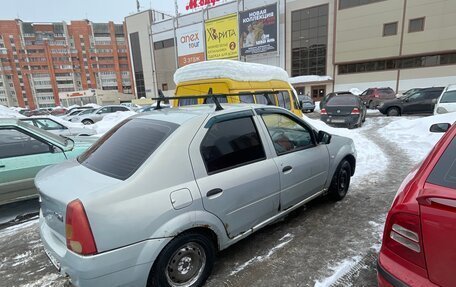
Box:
326 96 358 106
78 118 179 180
440 90 456 103
17 120 70 147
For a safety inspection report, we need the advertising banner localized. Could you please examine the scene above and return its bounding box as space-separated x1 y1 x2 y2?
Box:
177 0 235 15
176 23 205 67
239 4 278 56
205 14 239 60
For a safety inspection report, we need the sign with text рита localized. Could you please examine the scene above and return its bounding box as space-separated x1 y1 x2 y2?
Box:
205 14 239 60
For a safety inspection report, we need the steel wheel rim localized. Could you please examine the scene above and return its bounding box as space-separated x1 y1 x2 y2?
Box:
338 168 349 194
165 242 206 287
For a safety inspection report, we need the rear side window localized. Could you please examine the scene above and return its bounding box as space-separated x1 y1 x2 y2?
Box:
200 117 266 174
441 91 456 103
255 94 275 105
427 137 456 189
239 94 255 104
178 98 198 106
277 91 292 110
78 119 178 180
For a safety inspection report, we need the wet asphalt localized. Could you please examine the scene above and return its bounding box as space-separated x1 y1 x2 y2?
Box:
0 113 416 287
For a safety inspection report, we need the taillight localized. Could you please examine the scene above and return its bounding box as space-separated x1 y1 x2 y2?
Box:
65 199 98 256
384 212 426 268
374 94 380 98
351 108 360 115
320 108 327 115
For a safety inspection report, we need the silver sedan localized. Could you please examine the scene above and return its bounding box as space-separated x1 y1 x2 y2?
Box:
37 104 356 287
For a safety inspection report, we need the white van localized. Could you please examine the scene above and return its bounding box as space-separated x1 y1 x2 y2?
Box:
434 84 456 114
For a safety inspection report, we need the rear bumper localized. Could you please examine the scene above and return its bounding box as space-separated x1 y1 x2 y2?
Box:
39 213 171 287
320 115 360 127
377 249 438 287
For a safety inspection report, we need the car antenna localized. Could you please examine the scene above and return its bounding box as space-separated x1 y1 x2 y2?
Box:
208 88 223 111
154 89 165 110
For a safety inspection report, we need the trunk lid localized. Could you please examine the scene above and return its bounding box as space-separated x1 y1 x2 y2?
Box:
324 105 357 116
36 160 121 240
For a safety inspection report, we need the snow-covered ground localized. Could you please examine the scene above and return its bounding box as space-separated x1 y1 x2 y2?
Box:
379 112 456 163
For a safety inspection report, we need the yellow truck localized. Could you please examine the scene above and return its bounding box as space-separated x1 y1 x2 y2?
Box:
173 60 303 117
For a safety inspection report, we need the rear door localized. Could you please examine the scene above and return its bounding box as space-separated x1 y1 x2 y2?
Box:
424 90 444 113
190 112 281 238
402 91 427 114
419 136 456 287
0 127 67 204
258 110 329 209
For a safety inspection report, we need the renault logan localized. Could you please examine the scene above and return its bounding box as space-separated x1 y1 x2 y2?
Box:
37 104 357 287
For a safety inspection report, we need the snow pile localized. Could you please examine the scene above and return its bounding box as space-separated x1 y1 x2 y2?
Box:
174 60 290 84
314 255 362 287
349 88 363 96
0 105 24 118
83 103 101 109
90 111 137 135
306 117 389 183
379 113 456 163
289 75 332 85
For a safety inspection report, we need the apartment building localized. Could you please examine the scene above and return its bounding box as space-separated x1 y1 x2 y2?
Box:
0 19 135 108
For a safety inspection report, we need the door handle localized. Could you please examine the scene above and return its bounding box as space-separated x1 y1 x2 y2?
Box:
206 188 223 197
418 196 456 209
282 166 292 173
0 165 5 168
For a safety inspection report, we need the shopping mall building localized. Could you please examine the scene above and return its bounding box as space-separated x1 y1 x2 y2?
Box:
125 0 456 99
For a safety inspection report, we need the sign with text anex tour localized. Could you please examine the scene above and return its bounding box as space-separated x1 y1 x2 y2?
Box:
239 4 278 56
205 14 239 60
176 23 205 67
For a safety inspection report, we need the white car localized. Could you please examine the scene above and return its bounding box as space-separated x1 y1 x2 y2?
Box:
20 117 96 136
70 105 133 125
434 84 456 114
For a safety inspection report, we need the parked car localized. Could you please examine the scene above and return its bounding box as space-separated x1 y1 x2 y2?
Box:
0 118 94 205
138 104 171 113
70 105 133 125
377 122 456 287
38 104 356 287
21 117 96 136
320 94 367 129
378 87 445 116
319 91 353 110
24 108 51 117
66 106 97 115
50 107 68 116
359 87 396 109
299 95 315 112
434 84 456 115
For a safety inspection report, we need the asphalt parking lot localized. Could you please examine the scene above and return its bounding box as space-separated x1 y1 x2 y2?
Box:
0 112 415 287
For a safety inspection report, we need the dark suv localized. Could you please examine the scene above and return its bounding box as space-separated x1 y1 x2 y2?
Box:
359 87 396 109
378 87 445 116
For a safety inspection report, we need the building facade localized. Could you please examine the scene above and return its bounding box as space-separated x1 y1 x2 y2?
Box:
125 0 456 100
0 19 135 108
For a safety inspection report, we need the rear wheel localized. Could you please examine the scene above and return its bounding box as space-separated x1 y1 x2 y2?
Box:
148 232 215 287
328 160 351 201
82 119 94 125
386 107 400 117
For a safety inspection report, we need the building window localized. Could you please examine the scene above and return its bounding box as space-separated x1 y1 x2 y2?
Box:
383 22 398 36
409 17 425 33
339 0 384 10
338 52 456 74
291 4 328 77
154 38 175 50
162 83 168 91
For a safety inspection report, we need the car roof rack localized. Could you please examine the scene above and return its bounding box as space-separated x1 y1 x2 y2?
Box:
151 89 278 112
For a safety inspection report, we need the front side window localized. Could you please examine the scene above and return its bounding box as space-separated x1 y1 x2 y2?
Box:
0 128 51 158
408 92 425 101
427 137 456 189
98 107 110 114
78 119 178 180
34 119 65 130
200 117 265 174
262 113 314 155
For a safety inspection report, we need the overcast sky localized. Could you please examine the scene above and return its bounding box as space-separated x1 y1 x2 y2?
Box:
0 0 175 23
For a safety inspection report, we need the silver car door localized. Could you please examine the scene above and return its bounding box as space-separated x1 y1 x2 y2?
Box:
258 110 330 210
189 112 280 239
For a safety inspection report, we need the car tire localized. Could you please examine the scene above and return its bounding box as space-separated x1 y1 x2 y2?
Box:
148 232 215 287
82 119 94 125
368 101 376 109
386 107 400 117
328 160 351 201
310 109 315 113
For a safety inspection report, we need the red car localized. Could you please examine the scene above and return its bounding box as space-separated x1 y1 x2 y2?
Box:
378 122 456 287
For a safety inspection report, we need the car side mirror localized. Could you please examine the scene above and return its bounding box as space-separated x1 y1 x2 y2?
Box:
317 130 331 144
429 123 451 133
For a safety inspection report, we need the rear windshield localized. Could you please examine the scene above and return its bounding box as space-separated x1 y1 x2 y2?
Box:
78 118 178 180
427 137 456 189
326 96 358 106
441 91 456 103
